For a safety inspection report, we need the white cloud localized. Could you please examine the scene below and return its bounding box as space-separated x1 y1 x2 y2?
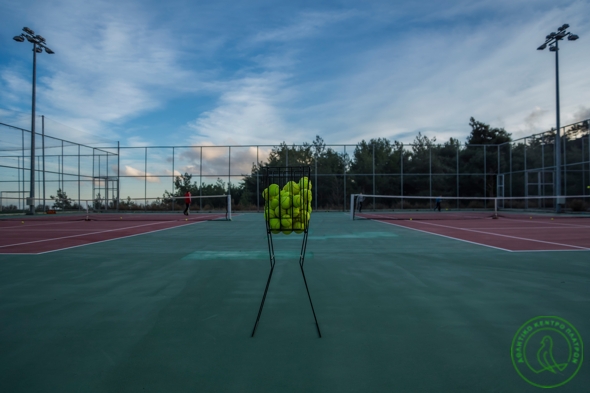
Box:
572 106 590 123
252 10 353 43
188 73 298 145
1 0 201 144
1 0 589 153
121 165 160 183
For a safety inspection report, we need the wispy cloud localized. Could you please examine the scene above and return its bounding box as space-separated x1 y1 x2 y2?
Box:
1 0 589 153
188 73 295 145
120 165 160 183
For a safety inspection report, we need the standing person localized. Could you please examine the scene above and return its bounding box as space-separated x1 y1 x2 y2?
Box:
358 192 365 213
435 195 442 212
183 190 191 216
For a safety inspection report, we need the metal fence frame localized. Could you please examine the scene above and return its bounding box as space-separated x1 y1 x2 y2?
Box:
1 118 589 212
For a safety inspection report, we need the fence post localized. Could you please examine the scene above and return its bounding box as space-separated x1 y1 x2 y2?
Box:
484 145 487 206
42 115 45 211
144 147 147 211
200 146 203 211
372 142 375 210
401 146 404 210
256 146 259 212
456 146 459 209
315 154 318 211
429 145 432 209
343 145 346 211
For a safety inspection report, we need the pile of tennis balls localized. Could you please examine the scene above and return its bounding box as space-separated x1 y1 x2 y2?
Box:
262 177 312 235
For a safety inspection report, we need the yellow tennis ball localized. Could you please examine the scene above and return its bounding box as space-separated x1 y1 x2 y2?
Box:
290 207 300 217
262 188 269 200
264 209 276 220
280 196 291 209
269 218 280 230
281 217 292 228
300 189 312 203
299 212 310 225
292 194 301 208
290 181 301 194
282 230 293 235
279 208 290 218
268 184 280 197
269 198 279 210
299 177 311 190
283 181 297 193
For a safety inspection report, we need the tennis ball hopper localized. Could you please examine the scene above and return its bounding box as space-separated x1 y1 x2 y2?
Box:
252 166 321 337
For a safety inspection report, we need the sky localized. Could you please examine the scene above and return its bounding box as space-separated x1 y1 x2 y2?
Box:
1 0 589 150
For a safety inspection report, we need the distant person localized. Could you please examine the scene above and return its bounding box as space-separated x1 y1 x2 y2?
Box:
358 193 365 213
435 196 442 212
184 191 191 215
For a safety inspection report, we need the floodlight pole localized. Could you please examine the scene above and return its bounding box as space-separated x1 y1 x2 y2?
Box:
13 27 54 215
554 39 561 212
537 24 579 213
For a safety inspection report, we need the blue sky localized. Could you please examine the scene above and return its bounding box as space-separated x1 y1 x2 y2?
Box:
1 0 589 149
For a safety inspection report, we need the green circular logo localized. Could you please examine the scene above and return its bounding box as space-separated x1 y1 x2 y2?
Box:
511 316 583 388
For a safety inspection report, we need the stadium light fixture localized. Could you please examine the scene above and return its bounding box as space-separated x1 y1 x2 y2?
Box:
13 27 54 215
536 23 579 213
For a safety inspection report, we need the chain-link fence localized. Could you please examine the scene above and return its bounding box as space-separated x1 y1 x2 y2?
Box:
0 120 115 212
1 115 589 213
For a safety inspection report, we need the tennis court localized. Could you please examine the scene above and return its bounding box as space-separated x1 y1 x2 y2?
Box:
0 212 588 392
0 213 229 254
358 212 590 251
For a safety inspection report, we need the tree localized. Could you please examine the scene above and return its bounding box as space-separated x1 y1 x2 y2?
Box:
50 189 72 209
461 117 513 198
173 172 197 195
349 138 398 195
466 117 512 145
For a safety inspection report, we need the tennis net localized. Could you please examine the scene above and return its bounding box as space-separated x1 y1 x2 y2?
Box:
0 194 232 221
350 194 590 221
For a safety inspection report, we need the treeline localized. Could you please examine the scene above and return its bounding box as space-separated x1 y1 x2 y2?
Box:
165 117 588 210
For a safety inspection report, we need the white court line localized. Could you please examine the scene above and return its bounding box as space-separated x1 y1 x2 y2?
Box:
36 220 207 255
371 220 513 252
0 221 82 230
510 249 590 253
503 217 590 229
414 221 590 251
467 226 590 230
0 220 193 250
0 213 227 232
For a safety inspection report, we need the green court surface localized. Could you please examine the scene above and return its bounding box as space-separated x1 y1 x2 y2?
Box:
0 212 588 392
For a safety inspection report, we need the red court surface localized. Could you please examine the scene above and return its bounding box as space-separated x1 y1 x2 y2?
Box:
361 214 590 252
0 214 227 254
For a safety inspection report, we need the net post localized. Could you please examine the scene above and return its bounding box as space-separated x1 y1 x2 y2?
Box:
350 194 356 220
494 197 498 218
227 194 232 221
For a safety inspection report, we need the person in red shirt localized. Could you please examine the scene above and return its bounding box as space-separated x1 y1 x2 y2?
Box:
183 191 191 216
